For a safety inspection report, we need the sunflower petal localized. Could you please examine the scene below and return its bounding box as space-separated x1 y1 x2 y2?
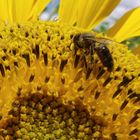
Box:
27 0 51 21
58 0 121 28
0 0 9 22
0 0 50 23
76 0 121 29
58 0 78 25
14 0 36 22
107 7 140 42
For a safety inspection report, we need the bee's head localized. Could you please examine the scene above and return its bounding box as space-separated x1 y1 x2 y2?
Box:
73 33 81 46
73 33 85 48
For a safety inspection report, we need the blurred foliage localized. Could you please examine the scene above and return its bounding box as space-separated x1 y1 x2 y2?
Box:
122 36 140 49
95 22 110 33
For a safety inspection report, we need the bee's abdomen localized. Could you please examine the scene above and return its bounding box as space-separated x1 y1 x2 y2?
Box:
95 44 114 72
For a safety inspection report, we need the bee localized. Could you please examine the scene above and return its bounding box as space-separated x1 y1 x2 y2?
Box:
73 33 114 72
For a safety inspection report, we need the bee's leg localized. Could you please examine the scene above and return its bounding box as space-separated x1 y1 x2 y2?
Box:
89 44 95 69
85 45 94 79
90 45 94 64
74 45 78 55
83 51 88 69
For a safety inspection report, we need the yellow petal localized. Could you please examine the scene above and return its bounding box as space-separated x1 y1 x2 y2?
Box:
27 0 51 21
58 0 78 25
107 7 140 42
0 0 9 22
58 0 121 29
0 0 50 24
13 0 36 22
76 0 121 29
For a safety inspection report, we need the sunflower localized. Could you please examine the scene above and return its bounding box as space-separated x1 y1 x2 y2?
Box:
0 0 140 140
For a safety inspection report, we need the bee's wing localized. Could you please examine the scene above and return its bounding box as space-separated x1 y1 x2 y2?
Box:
96 38 113 44
81 33 114 44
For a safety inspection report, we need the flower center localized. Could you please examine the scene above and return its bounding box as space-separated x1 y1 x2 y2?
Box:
0 92 103 139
